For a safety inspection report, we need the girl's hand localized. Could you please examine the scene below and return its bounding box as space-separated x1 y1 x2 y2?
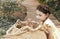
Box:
44 24 54 33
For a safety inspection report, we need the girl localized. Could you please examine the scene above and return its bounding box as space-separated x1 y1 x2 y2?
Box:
36 5 60 39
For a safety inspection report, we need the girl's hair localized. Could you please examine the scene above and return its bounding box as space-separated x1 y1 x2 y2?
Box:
37 5 51 14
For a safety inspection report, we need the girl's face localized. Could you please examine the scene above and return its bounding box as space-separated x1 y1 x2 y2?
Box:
36 10 48 22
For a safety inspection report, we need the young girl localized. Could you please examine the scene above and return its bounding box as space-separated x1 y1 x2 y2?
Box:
36 5 60 39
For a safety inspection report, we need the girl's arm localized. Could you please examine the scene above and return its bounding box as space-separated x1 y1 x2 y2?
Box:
47 27 55 39
44 24 60 39
48 27 60 39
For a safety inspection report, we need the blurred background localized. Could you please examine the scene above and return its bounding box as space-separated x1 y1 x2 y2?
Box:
0 0 60 36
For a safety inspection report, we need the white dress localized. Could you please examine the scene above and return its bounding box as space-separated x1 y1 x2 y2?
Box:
44 18 60 39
